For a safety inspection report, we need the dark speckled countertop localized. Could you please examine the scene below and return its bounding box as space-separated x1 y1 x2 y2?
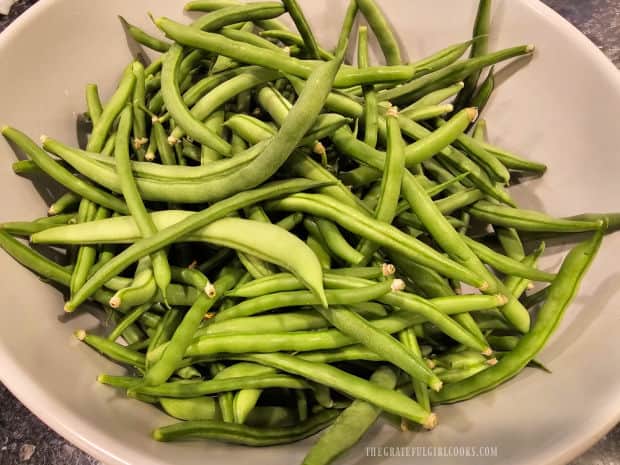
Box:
1 1 619 464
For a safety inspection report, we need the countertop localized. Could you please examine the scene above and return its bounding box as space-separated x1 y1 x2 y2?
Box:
1 0 619 464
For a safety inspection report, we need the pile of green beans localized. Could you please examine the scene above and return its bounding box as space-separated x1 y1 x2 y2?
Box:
0 0 614 463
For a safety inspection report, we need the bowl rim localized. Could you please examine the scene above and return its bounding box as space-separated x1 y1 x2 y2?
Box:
0 1 619 464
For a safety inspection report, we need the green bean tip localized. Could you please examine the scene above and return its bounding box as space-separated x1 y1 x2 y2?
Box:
109 294 122 309
497 294 509 305
205 283 217 298
487 358 498 366
465 107 479 122
526 44 535 53
386 106 399 117
0 125 8 134
431 379 443 392
74 329 86 341
482 347 493 357
423 412 438 430
167 135 179 145
382 263 396 276
152 429 165 441
391 279 406 292
39 135 49 144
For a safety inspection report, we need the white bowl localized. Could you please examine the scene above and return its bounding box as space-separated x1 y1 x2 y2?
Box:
1 1 619 464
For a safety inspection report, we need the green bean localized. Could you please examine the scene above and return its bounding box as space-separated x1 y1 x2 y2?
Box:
88 63 136 152
152 409 338 445
156 18 415 88
1 128 128 214
301 366 397 465
245 353 436 428
109 257 156 309
402 82 464 114
75 330 146 369
316 305 441 390
356 0 401 65
470 201 602 233
470 67 495 113
221 27 285 53
504 242 546 300
405 104 454 121
0 230 117 307
259 30 334 60
332 107 475 176
48 192 81 216
160 396 219 421
462 235 554 282
378 45 534 104
299 345 384 363
97 374 140 389
433 225 604 403
357 26 379 148
357 108 405 263
307 234 330 267
212 362 275 424
226 267 385 298
453 0 492 110
50 137 266 183
316 219 364 265
184 0 291 32
212 279 400 322
0 215 75 237
170 266 215 296
85 84 103 124
434 363 491 384
436 117 510 183
71 204 106 296
397 117 516 206
496 226 526 261
161 45 232 154
144 269 241 386
267 193 485 288
147 307 184 363
144 57 163 76
399 329 431 411
334 0 358 55
209 363 235 423
131 61 148 159
59 179 325 310
479 137 547 173
133 374 312 398
282 0 321 60
108 302 152 342
119 16 171 52
114 104 172 302
435 350 490 369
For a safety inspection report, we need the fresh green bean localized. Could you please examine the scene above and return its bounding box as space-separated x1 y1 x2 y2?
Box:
48 192 81 216
378 45 534 104
1 128 129 214
356 0 401 65
245 353 436 428
266 193 486 288
453 0 492 110
356 107 405 263
282 0 321 60
75 330 146 369
212 279 400 322
316 305 441 390
156 17 415 88
152 409 338 445
119 15 171 52
316 219 364 265
470 201 602 232
85 84 103 124
402 82 464 114
301 366 397 465
433 225 604 403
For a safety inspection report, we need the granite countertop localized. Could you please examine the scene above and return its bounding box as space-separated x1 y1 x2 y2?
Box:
1 1 619 464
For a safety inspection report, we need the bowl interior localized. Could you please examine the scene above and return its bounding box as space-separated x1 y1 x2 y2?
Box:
1 1 619 464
